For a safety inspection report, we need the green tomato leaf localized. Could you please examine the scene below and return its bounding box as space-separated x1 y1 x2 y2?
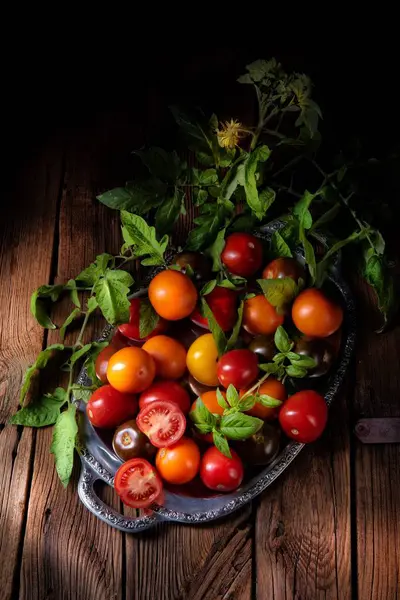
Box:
204 228 226 272
285 364 308 378
83 341 109 384
94 269 134 325
71 385 94 403
213 431 232 458
189 397 218 430
274 326 291 353
257 278 299 313
238 394 257 411
293 190 315 230
59 308 81 342
200 280 217 296
301 233 316 285
30 284 65 329
186 205 227 252
97 180 167 213
216 388 229 410
134 147 180 182
75 253 113 286
20 344 65 405
139 298 160 339
155 189 184 235
10 389 66 427
226 384 240 408
243 145 271 219
50 403 78 488
220 412 263 440
270 230 293 258
197 169 218 186
226 301 244 350
194 188 208 206
258 187 276 216
70 343 92 365
65 279 81 308
258 394 283 408
200 297 227 357
363 253 397 330
120 211 168 266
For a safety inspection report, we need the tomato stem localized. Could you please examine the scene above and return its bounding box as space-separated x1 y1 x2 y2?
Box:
240 372 270 400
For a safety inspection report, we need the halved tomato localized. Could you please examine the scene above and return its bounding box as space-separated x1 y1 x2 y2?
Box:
114 458 163 508
136 400 186 448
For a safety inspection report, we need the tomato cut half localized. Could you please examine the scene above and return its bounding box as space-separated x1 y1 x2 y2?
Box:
114 458 163 508
136 400 186 448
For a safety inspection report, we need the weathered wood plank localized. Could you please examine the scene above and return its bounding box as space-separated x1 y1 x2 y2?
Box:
255 388 352 599
354 284 400 600
0 145 62 600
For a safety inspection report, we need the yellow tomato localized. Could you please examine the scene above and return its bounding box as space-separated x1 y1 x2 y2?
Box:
186 333 219 386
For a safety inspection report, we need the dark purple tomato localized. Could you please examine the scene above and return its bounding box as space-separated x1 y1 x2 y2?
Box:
217 349 259 389
293 337 335 378
234 423 281 465
221 233 263 278
248 335 276 363
262 257 306 282
113 419 157 461
173 252 212 282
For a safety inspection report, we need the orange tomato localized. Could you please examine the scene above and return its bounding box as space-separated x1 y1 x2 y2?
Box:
186 333 219 386
156 437 201 484
148 270 198 320
190 390 226 416
243 295 284 336
107 347 155 394
242 377 287 420
292 288 343 338
142 335 187 380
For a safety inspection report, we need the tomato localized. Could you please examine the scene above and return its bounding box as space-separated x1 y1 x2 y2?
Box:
242 377 287 420
279 390 328 443
190 286 237 332
148 270 198 320
86 385 137 428
262 257 306 282
247 334 276 363
173 252 212 282
114 458 163 508
156 437 200 484
217 349 259 389
186 333 219 386
139 380 190 414
118 298 167 341
136 400 186 448
200 447 244 492
190 390 227 416
186 374 216 398
243 294 284 336
293 337 334 378
107 347 155 394
112 419 157 461
292 288 343 338
221 232 263 277
142 335 187 380
95 345 117 384
234 423 281 465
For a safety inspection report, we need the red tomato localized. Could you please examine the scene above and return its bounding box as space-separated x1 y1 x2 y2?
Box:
156 437 201 484
243 294 284 336
217 349 259 389
200 447 244 492
190 286 237 332
139 380 191 414
136 400 186 448
114 458 163 508
107 347 155 394
279 390 328 443
95 345 117 384
221 233 263 278
118 298 167 341
86 385 137 428
292 288 343 338
262 257 306 282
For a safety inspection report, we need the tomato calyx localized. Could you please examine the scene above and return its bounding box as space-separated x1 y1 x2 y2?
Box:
114 458 163 508
136 400 186 448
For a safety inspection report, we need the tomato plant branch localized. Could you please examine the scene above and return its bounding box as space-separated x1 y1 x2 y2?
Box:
240 372 271 400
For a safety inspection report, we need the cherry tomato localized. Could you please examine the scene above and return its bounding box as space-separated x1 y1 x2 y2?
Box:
118 298 167 341
293 337 334 378
139 380 190 414
173 251 212 282
156 437 200 484
186 333 219 386
200 447 244 492
243 294 284 336
95 345 117 384
234 423 281 465
279 390 328 443
86 385 137 428
190 286 237 332
190 390 227 416
136 400 186 448
142 335 187 380
148 270 198 320
262 257 306 282
247 335 276 363
217 349 259 389
186 374 216 398
114 458 163 508
107 347 155 394
112 419 157 461
292 288 343 338
242 377 287 420
221 232 263 277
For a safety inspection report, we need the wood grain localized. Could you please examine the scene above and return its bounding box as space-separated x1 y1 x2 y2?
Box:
353 284 400 600
0 144 62 600
255 387 352 600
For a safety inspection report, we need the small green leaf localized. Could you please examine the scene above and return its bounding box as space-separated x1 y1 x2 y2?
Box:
120 212 168 266
289 355 317 369
59 308 81 342
30 284 65 329
259 362 281 374
218 279 237 290
20 344 65 405
200 297 227 357
65 279 81 308
220 412 263 440
243 146 271 219
200 280 217 296
273 352 286 363
274 326 291 353
94 269 134 325
51 403 78 488
139 299 160 339
71 385 94 403
186 205 227 252
10 391 66 427
258 187 276 215
155 189 184 235
204 228 226 272
97 180 167 213
227 301 244 350
238 395 257 411
76 254 113 286
270 231 293 258
258 394 283 408
226 384 240 408
301 234 316 285
87 296 98 315
135 147 180 182
285 364 307 378
213 431 232 458
311 203 341 232
293 190 315 230
198 169 218 186
194 188 208 206
70 343 92 365
216 388 229 410
189 397 218 430
257 278 299 312
363 253 397 329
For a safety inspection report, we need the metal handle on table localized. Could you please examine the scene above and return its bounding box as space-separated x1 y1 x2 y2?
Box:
78 461 164 532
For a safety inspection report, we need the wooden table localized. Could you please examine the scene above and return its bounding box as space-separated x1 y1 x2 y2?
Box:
1 109 399 600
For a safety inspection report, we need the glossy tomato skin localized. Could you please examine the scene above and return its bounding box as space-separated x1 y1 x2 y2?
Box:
221 233 263 278
248 334 276 363
139 380 190 414
190 390 227 417
292 288 343 338
87 385 137 428
293 337 334 378
244 377 287 420
112 419 157 461
95 345 118 384
107 347 155 394
190 286 237 332
200 447 244 492
156 437 200 484
279 390 328 443
235 423 281 465
186 374 216 398
173 252 212 282
217 349 259 389
114 458 162 508
148 270 198 321
136 400 186 448
142 335 187 380
243 295 284 336
118 298 167 341
262 257 306 282
186 333 219 387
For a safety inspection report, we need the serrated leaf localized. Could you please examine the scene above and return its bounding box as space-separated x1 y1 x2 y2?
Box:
120 212 168 266
76 254 113 286
155 189 184 235
51 403 78 488
363 253 397 329
274 326 291 353
216 388 229 409
200 297 227 357
270 230 293 258
97 180 167 213
244 146 271 219
10 391 66 427
20 344 65 405
186 205 227 252
258 394 283 408
204 228 226 272
94 269 134 325
134 147 180 182
257 278 298 312
213 431 231 458
59 308 81 342
220 412 263 440
30 284 65 329
293 190 315 230
226 384 240 408
227 301 244 350
200 280 217 296
139 298 159 338
195 168 218 186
